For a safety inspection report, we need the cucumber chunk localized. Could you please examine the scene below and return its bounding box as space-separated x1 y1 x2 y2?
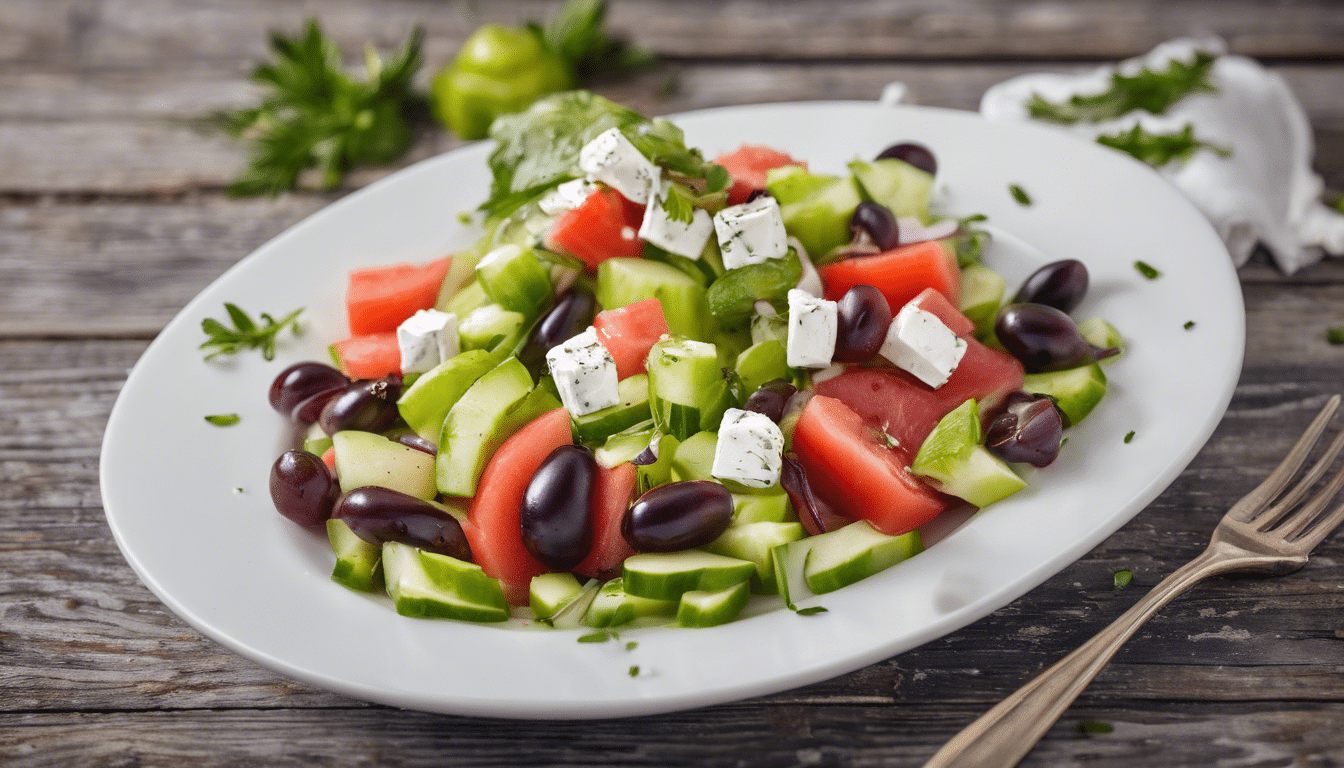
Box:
765 166 839 205
707 521 807 594
581 577 677 628
636 432 681 494
677 580 751 627
1022 363 1108 427
647 337 731 440
803 521 923 595
911 399 1025 507
440 280 491 318
303 421 333 456
596 258 711 341
435 357 544 497
458 304 527 352
732 488 795 524
669 430 718 483
332 430 437 500
777 177 863 261
327 518 382 592
849 158 934 223
622 550 757 601
571 374 652 444
396 349 496 441
959 264 1006 341
595 421 656 469
475 244 552 318
735 340 789 396
529 572 585 620
381 541 509 622
1078 317 1124 358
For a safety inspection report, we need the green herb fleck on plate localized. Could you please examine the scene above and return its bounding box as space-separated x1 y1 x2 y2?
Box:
1134 261 1161 279
794 606 828 616
1124 431 1136 443
1184 320 1196 330
205 413 241 427
1009 184 1032 206
628 665 640 677
200 304 303 361
577 631 611 643
625 640 638 651
1113 569 1133 588
1076 720 1114 735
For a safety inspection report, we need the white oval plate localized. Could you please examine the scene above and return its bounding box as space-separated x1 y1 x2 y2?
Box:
101 102 1242 719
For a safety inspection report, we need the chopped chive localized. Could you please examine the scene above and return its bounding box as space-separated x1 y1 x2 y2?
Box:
625 641 638 651
1077 721 1114 735
577 631 610 643
1113 569 1133 588
1134 261 1161 279
205 413 241 426
1009 184 1032 206
1184 320 1196 330
628 665 640 677
1327 327 1344 345
1124 431 1136 443
794 606 828 616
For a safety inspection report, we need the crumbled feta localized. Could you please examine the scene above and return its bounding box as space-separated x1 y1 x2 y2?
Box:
578 128 659 205
639 180 714 259
397 309 460 375
711 408 785 489
879 304 968 388
786 289 837 368
538 179 599 215
545 327 621 417
713 196 789 270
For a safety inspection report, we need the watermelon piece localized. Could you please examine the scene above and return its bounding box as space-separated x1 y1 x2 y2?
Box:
574 462 637 580
347 257 451 336
544 188 644 271
819 240 960 314
465 408 571 606
714 145 808 206
592 298 671 380
815 339 1024 454
320 446 337 473
792 395 950 536
331 332 400 380
909 287 975 338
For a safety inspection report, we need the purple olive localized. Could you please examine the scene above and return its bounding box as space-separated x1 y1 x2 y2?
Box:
985 392 1064 466
521 445 596 570
333 486 472 561
744 379 798 423
269 450 339 526
1011 259 1089 314
850 201 900 251
622 481 733 552
519 290 597 372
393 433 437 455
995 304 1111 373
876 142 937 176
834 284 893 363
318 376 402 436
780 453 852 536
268 362 349 423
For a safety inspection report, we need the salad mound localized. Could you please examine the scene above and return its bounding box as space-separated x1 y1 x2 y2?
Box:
265 91 1120 629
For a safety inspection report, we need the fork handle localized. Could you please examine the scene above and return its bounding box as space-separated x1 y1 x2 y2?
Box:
923 546 1246 768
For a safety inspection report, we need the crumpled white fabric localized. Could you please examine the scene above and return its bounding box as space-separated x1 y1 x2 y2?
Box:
978 38 1344 274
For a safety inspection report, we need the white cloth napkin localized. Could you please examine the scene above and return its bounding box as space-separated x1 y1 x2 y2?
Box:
978 38 1344 274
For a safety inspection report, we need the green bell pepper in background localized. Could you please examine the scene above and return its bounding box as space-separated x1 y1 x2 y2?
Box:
432 25 574 140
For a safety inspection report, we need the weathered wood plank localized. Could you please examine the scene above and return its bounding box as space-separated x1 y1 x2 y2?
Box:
4 0 1344 67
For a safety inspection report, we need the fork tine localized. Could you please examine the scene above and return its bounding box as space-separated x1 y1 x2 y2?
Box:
1254 427 1344 530
1293 498 1344 551
1227 395 1341 523
1276 460 1344 540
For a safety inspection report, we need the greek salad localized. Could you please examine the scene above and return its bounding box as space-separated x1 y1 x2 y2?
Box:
264 91 1122 630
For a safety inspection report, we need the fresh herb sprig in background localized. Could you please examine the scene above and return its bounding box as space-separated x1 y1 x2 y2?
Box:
200 304 304 360
1097 123 1231 167
1027 51 1218 125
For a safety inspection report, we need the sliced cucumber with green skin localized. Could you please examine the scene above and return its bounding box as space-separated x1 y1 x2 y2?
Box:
458 304 527 352
440 280 491 318
647 337 730 440
327 518 381 592
396 349 496 441
735 340 789 396
959 264 1006 341
765 166 839 206
333 430 437 500
803 521 923 595
670 430 718 483
529 572 585 620
849 158 934 223
1022 363 1107 427
733 488 795 524
641 244 711 287
911 399 1024 507
771 537 818 609
572 374 652 444
596 421 656 469
381 541 509 622
475 244 552 318
542 579 601 629
622 550 757 601
581 578 677 628
751 312 789 346
678 580 751 627
636 433 680 494
707 521 806 594
303 421 333 456
597 258 712 341
1078 317 1124 358
778 177 863 261
434 253 480 311
435 357 535 497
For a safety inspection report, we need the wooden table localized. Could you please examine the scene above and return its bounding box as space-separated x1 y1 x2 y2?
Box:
4 1 1344 765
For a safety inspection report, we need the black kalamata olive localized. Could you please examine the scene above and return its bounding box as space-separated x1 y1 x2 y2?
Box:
876 142 937 176
780 453 852 536
1011 259 1089 314
268 362 349 423
333 486 472 561
744 379 798 424
834 284 893 363
849 201 901 251
393 433 437 455
745 189 770 203
518 290 597 373
270 450 339 526
985 392 1064 466
318 376 402 435
520 445 596 570
995 304 1106 373
622 481 733 552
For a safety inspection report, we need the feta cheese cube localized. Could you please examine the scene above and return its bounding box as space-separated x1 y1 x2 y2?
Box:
397 309 460 375
546 327 621 417
786 289 838 368
639 180 714 259
713 196 789 270
879 304 968 388
538 179 598 215
711 408 785 489
578 128 659 205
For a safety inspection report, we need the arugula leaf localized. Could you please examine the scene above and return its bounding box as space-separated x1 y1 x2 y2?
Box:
223 20 424 196
200 304 303 361
1096 123 1231 167
1027 51 1218 124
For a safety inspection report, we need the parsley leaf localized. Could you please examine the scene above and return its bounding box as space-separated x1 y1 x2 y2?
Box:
577 631 612 643
1134 261 1161 279
1184 320 1196 330
204 414 241 427
1124 431 1136 443
1097 123 1230 167
200 304 303 361
1009 184 1032 206
1113 569 1133 588
1028 51 1218 125
223 20 424 196
661 184 695 224
950 214 991 267
628 665 640 677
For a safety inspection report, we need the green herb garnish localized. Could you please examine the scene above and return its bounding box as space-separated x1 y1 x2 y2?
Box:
1184 320 1196 330
542 0 657 81
1076 720 1114 735
577 631 611 643
1328 327 1344 345
628 665 640 677
221 20 424 196
794 606 828 616
205 414 241 427
200 304 303 361
661 184 696 225
1113 569 1133 588
625 641 638 651
1134 261 1161 279
1096 123 1231 167
1124 431 1136 443
1009 184 1032 206
1027 51 1218 124
950 214 991 266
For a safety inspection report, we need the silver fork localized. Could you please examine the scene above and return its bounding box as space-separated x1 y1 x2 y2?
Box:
924 394 1344 768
